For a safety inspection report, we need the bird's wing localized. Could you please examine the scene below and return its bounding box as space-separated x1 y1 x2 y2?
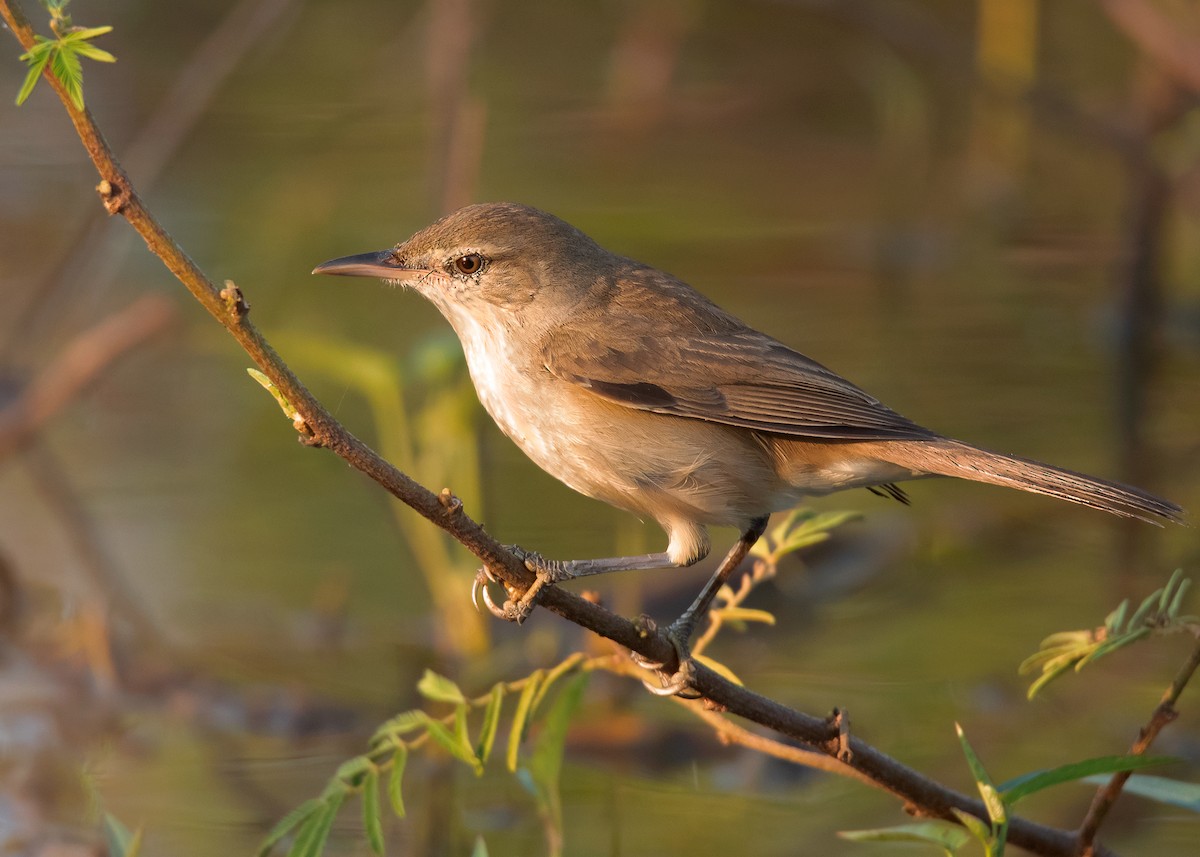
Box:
543 325 938 441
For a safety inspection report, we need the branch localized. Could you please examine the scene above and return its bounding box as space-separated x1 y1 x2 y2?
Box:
0 4 1118 854
1100 0 1200 96
0 293 176 462
1077 634 1200 854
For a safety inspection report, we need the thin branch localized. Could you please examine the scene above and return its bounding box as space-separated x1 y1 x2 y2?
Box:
1077 634 1200 855
1100 0 1200 96
0 293 176 462
0 4 1120 854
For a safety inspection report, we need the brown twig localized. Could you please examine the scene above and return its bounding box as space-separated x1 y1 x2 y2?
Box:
1077 634 1200 855
1100 0 1200 96
0 4 1122 854
0 293 176 463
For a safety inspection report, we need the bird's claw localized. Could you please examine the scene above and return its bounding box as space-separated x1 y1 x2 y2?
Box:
472 567 513 620
630 615 702 699
471 549 561 625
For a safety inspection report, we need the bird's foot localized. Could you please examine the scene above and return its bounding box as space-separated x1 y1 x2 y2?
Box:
630 615 702 699
470 546 570 624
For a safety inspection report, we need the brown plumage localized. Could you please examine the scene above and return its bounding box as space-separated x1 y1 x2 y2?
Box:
315 202 1185 574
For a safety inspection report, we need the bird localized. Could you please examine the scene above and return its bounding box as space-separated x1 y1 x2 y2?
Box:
314 202 1184 690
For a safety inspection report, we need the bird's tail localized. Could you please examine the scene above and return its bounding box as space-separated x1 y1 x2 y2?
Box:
880 440 1185 525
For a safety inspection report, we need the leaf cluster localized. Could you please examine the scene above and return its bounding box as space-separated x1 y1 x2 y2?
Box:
259 658 590 857
15 0 114 110
1020 570 1197 699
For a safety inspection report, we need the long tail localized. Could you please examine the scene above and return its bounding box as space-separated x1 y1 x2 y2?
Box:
879 439 1185 525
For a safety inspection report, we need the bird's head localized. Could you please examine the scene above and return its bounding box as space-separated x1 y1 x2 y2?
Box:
313 202 615 332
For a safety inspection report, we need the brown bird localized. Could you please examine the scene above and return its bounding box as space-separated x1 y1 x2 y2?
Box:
315 203 1184 689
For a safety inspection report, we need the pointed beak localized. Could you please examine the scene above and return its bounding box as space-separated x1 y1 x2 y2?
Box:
312 249 427 280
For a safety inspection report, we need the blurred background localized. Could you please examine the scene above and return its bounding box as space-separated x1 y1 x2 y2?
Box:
1 0 1199 854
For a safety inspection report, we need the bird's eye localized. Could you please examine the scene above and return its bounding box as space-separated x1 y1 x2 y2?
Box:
452 253 485 275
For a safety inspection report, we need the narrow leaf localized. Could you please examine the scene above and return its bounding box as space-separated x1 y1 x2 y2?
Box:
693 652 743 686
476 683 505 764
333 755 374 786
1081 773 1200 812
1127 592 1159 632
417 669 466 704
258 799 324 857
950 809 992 849
1168 576 1191 619
50 45 84 110
17 37 54 64
387 746 407 818
507 670 544 773
423 716 481 772
531 653 585 715
526 673 589 848
839 821 970 855
955 724 1005 826
362 768 384 856
310 793 345 856
16 51 51 105
471 835 489 857
103 814 135 857
370 710 426 745
73 42 116 63
1000 755 1175 806
59 25 113 41
712 606 776 625
453 703 482 774
1026 660 1079 699
1106 599 1129 633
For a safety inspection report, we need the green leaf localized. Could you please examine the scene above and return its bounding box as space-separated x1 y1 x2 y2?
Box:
16 46 52 106
949 808 992 848
288 792 344 857
476 683 505 765
72 42 116 63
258 799 324 857
103 814 140 857
453 703 482 774
955 724 1006 828
470 835 489 857
387 746 407 818
531 653 585 715
50 43 84 110
1081 773 1200 812
362 768 384 856
507 670 544 773
59 25 113 41
525 673 589 850
713 606 776 626
838 821 970 856
1127 590 1158 631
247 368 299 420
1159 570 1182 613
424 716 482 773
1075 628 1150 668
17 36 53 63
1104 599 1129 634
333 755 373 787
1000 755 1175 806
370 710 427 745
693 652 743 686
1168 575 1191 618
417 669 466 705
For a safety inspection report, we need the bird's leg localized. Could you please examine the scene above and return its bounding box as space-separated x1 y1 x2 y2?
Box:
641 516 770 696
474 549 681 623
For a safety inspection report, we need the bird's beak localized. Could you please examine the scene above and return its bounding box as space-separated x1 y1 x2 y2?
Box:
311 250 428 281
